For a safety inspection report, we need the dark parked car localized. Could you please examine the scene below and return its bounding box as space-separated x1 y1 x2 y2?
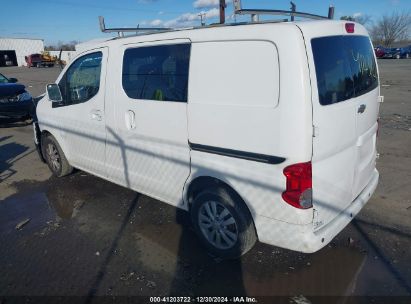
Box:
0 73 34 120
383 47 410 59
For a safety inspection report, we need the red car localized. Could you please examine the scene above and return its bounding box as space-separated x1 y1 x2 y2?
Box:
374 46 385 58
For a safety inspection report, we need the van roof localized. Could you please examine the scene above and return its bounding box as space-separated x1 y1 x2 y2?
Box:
79 20 367 53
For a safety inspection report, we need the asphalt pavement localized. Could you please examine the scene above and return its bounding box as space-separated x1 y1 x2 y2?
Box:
0 61 411 303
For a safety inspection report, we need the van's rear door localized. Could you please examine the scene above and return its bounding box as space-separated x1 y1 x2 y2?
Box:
298 22 380 229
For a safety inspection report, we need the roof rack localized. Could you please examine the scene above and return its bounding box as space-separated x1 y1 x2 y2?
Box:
98 0 335 39
233 0 334 22
98 16 172 37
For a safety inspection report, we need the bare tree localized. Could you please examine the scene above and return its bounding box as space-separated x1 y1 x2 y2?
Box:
340 14 372 26
356 15 372 26
370 11 411 46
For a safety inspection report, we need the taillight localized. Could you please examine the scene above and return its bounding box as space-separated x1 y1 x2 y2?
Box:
282 162 313 209
345 23 355 33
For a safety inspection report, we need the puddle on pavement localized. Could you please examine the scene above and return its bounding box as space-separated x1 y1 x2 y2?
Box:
0 175 409 297
0 191 54 233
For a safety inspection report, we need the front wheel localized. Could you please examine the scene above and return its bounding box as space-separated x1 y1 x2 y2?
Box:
42 135 73 177
191 187 257 259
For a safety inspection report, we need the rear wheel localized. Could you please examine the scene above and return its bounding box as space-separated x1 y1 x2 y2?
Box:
191 186 257 259
395 54 401 59
42 135 73 177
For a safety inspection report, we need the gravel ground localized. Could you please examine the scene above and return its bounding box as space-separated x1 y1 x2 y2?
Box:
0 60 410 303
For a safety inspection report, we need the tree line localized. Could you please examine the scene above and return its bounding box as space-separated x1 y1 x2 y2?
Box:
45 40 79 51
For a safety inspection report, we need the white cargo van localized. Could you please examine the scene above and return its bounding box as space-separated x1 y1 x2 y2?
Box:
34 19 380 258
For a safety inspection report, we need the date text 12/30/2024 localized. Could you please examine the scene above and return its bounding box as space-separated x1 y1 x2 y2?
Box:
150 297 258 303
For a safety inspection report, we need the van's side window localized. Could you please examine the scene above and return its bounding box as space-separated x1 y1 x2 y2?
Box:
59 52 102 105
122 44 190 102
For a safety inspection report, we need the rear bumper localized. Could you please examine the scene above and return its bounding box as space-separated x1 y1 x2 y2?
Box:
255 169 379 253
0 99 34 118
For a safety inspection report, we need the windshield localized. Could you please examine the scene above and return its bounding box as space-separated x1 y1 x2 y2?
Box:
0 73 9 83
311 35 378 106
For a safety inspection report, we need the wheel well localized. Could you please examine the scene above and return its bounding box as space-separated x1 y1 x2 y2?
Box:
187 176 247 212
39 130 52 154
33 126 49 163
41 130 52 138
186 176 258 241
187 176 223 206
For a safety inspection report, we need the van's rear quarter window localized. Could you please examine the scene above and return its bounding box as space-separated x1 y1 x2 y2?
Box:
311 36 378 106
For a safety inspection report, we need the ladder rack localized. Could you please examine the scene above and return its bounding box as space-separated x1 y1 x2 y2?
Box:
98 1 335 38
99 16 172 37
233 0 334 22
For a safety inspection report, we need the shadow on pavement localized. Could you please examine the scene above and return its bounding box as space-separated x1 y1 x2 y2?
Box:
0 174 410 301
0 118 410 300
0 117 32 128
0 141 30 182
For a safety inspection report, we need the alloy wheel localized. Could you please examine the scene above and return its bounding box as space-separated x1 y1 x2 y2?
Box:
198 201 238 249
46 143 60 172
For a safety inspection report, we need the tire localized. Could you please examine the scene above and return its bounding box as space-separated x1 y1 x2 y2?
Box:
190 186 257 259
395 54 400 59
36 63 41 68
42 135 73 177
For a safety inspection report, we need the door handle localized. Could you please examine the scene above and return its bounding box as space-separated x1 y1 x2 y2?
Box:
125 110 136 129
90 110 102 121
358 104 366 114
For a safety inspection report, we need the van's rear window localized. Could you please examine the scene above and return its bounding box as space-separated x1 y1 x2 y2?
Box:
311 36 378 106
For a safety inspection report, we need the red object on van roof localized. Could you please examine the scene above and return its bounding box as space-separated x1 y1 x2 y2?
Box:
345 23 355 33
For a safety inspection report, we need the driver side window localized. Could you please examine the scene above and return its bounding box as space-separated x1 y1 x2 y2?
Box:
59 52 102 106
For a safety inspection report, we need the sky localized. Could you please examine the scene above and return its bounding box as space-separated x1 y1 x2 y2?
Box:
0 0 409 45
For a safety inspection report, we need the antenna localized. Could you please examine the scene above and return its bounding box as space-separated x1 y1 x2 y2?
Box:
98 16 172 37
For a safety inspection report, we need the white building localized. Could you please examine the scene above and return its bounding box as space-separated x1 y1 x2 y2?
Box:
0 37 44 67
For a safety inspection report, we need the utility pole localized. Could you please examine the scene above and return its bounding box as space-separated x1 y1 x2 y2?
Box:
198 13 206 26
219 0 226 24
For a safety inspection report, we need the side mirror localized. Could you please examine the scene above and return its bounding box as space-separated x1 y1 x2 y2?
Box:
8 77 18 83
46 83 63 102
